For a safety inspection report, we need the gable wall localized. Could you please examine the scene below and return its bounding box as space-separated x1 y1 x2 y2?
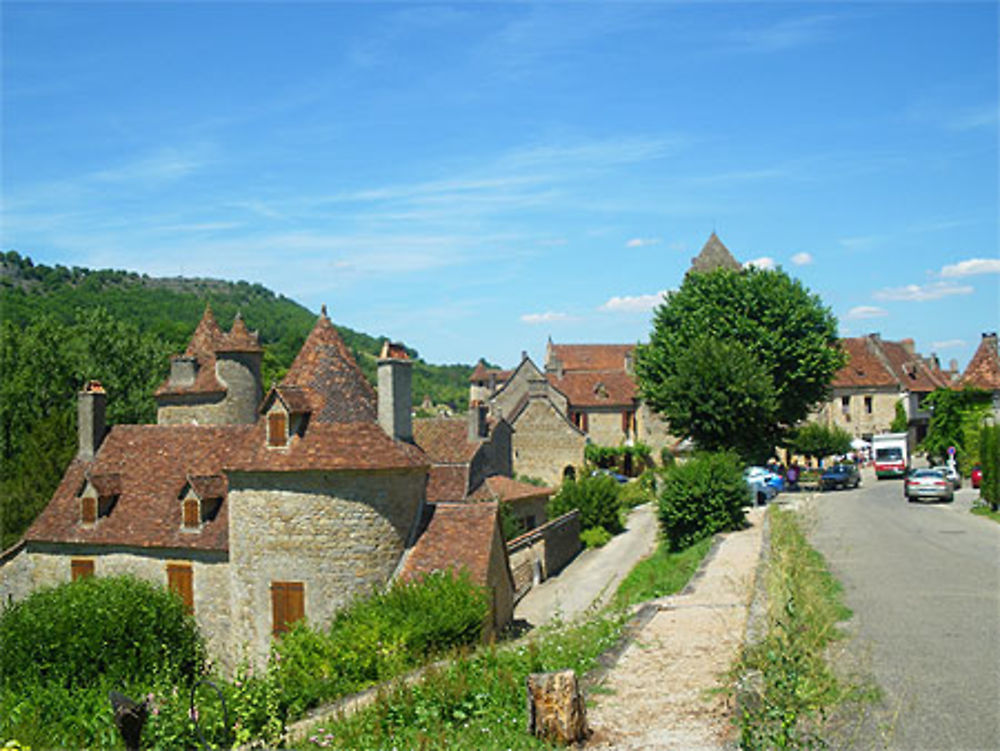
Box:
511 399 585 486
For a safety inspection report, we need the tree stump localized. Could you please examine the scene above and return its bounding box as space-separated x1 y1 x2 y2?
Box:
526 669 589 744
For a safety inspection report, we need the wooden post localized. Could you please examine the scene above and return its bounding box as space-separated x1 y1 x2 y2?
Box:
526 669 589 744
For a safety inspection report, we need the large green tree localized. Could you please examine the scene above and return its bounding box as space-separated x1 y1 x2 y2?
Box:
636 266 844 462
919 387 991 466
787 422 853 463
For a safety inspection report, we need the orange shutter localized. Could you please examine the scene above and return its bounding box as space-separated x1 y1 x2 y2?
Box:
71 559 94 580
271 581 304 635
182 498 200 528
167 564 194 614
268 412 287 446
81 496 97 524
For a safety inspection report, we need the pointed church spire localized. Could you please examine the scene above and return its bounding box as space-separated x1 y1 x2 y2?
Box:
689 232 741 274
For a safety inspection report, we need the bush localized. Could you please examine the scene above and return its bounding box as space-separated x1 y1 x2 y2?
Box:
618 478 654 509
580 526 613 548
0 575 204 693
657 452 747 551
980 424 1000 512
548 473 623 535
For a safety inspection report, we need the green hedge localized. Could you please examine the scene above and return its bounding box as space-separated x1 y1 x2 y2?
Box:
548 473 623 535
658 452 748 551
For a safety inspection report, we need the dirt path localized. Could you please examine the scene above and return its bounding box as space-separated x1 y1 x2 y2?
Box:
585 506 767 750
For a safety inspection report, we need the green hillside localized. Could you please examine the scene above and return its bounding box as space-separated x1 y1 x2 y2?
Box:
0 250 474 549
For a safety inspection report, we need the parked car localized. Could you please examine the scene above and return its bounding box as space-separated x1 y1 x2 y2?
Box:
904 468 954 503
940 465 962 490
744 468 778 506
591 468 628 484
820 463 861 490
971 465 982 489
746 466 784 492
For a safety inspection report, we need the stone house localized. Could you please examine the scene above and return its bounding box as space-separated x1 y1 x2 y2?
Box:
958 332 1000 418
0 307 514 668
811 334 951 445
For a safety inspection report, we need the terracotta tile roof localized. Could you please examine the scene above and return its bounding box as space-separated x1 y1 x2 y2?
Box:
266 385 315 415
154 306 231 398
549 344 634 373
546 371 637 407
280 314 377 423
88 472 122 497
689 232 741 273
469 360 512 383
186 305 225 357
426 465 470 503
227 422 428 473
959 334 1000 390
832 337 902 388
878 339 946 393
187 474 226 499
468 475 553 503
412 417 480 463
217 314 262 353
398 502 499 586
25 425 252 552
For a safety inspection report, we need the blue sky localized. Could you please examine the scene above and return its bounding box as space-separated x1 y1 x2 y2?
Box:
3 2 997 372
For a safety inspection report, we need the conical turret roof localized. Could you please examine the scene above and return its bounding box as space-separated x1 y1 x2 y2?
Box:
185 304 224 357
280 311 377 423
218 313 262 353
959 333 1000 390
689 232 741 274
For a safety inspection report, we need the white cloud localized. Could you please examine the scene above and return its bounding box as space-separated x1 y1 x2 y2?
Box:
846 306 888 320
931 339 966 350
727 14 838 54
940 258 1000 277
873 281 974 302
791 252 813 266
599 291 669 313
520 311 572 324
743 257 775 270
626 237 660 248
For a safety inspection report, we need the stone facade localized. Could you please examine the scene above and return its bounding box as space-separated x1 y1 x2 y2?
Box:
507 510 582 598
510 396 586 486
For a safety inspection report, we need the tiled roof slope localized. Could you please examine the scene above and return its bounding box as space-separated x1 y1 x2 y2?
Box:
281 314 377 423
468 475 553 503
426 465 469 503
469 360 513 383
218 314 262 353
412 418 480 463
25 425 252 552
398 502 499 586
689 232 741 273
959 334 1000 390
878 339 947 393
546 371 636 407
549 344 633 373
832 338 901 388
833 335 947 392
154 306 227 397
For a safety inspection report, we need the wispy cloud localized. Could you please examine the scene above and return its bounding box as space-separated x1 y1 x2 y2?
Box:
725 14 839 54
599 290 669 313
791 252 813 266
743 257 775 270
931 339 966 350
520 311 573 324
945 103 999 131
873 281 974 302
940 258 1000 278
92 148 206 184
839 234 882 250
846 306 888 320
626 237 660 248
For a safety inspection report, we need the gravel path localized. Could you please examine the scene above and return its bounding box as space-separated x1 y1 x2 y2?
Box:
585 506 767 750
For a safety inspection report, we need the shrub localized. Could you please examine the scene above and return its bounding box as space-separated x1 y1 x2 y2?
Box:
0 574 204 693
659 446 676 467
657 451 747 551
580 526 613 548
548 473 623 535
981 424 1000 512
618 477 654 508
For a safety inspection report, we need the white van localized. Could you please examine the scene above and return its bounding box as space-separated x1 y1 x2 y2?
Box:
873 433 909 479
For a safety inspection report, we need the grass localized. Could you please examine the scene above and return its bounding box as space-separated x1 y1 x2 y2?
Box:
614 535 714 607
971 502 1000 523
730 507 879 750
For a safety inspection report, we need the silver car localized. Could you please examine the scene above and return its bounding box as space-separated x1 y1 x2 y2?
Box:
905 468 954 503
940 465 962 490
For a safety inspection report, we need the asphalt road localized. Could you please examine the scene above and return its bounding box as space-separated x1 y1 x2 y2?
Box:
805 468 1000 751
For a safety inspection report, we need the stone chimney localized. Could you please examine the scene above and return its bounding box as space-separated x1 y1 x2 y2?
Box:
528 376 548 399
78 380 107 460
168 355 198 387
624 350 634 375
901 338 916 356
377 341 412 442
468 403 489 443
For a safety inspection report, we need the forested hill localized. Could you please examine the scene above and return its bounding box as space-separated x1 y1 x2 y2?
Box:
0 250 475 549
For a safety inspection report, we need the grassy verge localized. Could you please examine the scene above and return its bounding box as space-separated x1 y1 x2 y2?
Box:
730 507 878 749
296 612 627 750
614 535 713 607
971 502 1000 523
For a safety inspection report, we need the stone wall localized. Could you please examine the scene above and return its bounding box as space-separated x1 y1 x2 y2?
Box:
582 407 629 447
511 399 585 486
637 402 675 458
226 468 425 665
812 387 901 440
506 510 581 599
157 353 261 426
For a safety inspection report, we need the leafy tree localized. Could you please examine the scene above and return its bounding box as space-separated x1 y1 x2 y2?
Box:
658 451 747 551
547 474 623 536
978 423 999 512
920 387 991 466
636 267 843 463
788 422 853 463
890 400 909 433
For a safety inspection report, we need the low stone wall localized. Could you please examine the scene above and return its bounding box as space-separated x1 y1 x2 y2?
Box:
507 510 581 600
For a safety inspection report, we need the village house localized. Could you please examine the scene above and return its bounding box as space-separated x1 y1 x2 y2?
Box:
957 332 1000 418
0 307 514 669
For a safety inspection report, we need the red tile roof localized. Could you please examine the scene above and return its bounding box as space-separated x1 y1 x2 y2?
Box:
398 502 499 586
832 336 947 392
412 417 480 463
546 371 637 407
469 360 512 383
878 339 947 393
549 344 634 373
959 334 1000 390
468 475 553 503
266 385 315 415
426 465 470 503
218 314 262 353
281 315 377 423
154 306 242 398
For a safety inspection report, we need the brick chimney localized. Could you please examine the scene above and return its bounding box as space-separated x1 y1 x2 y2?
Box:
78 380 107 460
377 341 412 442
468 403 489 443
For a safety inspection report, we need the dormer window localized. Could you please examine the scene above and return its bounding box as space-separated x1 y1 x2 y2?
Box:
81 496 97 525
78 473 120 526
268 410 288 447
180 474 226 531
183 497 201 529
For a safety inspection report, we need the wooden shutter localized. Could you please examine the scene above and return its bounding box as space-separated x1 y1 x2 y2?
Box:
271 581 304 636
167 563 194 614
81 496 97 524
267 411 287 447
182 498 200 528
71 558 94 580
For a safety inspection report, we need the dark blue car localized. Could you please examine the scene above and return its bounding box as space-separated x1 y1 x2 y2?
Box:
820 463 861 491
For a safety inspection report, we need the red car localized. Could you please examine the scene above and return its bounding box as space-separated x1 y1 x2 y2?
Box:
971 465 982 489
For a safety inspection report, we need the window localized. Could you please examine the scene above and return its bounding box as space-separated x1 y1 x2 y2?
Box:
571 411 588 432
71 558 94 580
267 411 288 447
81 496 97 524
167 563 194 614
840 396 850 413
271 581 304 636
864 396 873 415
182 498 200 529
